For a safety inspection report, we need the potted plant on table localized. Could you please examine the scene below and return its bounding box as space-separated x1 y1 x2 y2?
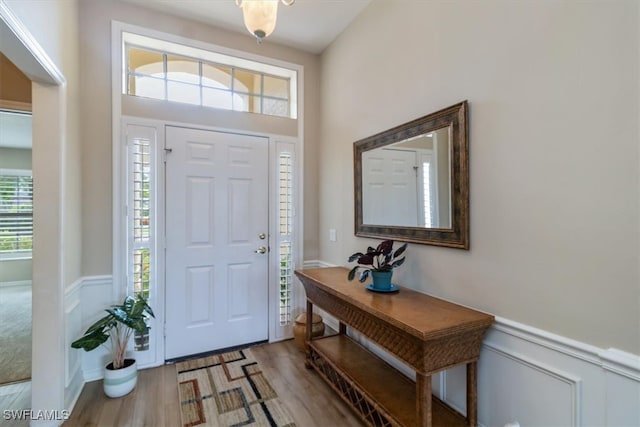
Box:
71 294 154 398
347 240 408 292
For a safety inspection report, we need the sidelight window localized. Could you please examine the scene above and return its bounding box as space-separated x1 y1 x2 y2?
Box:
125 125 157 352
277 151 294 326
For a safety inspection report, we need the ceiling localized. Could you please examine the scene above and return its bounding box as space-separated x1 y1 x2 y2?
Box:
120 0 371 54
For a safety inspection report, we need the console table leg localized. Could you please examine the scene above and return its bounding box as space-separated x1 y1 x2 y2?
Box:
467 361 478 427
416 373 432 427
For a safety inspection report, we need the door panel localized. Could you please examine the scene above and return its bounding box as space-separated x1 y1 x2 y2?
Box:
165 126 269 360
362 149 419 226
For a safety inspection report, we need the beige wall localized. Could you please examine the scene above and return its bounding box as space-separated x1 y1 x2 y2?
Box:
0 52 31 105
319 1 639 354
0 147 31 169
79 0 321 275
0 258 31 283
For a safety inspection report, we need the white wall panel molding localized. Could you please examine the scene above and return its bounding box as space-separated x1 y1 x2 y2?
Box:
480 317 640 426
64 278 82 387
491 316 603 365
599 348 640 381
478 341 583 426
63 277 83 413
74 275 114 383
80 275 113 289
492 317 640 379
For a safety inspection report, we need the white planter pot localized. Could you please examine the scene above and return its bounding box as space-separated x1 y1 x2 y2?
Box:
103 359 138 398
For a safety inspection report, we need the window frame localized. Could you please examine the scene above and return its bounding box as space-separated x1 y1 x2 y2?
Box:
0 168 33 260
122 32 298 119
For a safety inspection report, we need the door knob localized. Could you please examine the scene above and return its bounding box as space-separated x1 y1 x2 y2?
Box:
255 246 267 254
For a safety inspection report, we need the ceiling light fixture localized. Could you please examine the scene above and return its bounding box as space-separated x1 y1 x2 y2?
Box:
236 0 295 43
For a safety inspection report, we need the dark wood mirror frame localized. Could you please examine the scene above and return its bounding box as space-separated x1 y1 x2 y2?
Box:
354 100 469 249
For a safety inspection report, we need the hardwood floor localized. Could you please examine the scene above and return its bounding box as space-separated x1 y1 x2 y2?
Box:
64 339 364 427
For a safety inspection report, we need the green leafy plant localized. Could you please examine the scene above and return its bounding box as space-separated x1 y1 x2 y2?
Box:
347 240 408 282
71 294 154 370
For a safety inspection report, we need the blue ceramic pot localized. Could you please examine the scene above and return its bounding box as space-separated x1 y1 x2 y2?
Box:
371 271 393 291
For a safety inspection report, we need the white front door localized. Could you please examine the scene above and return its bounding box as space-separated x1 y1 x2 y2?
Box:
164 126 269 360
362 148 419 226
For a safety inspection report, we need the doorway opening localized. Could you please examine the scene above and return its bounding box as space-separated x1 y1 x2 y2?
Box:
0 52 33 416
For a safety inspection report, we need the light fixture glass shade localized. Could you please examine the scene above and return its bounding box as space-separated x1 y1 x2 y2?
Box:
240 0 279 41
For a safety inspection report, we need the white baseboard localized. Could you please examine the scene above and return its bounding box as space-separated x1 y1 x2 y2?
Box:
301 259 640 427
0 280 32 288
302 259 336 269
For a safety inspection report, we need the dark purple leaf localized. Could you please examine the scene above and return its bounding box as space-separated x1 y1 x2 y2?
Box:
347 266 359 281
378 240 394 255
358 253 375 265
348 252 364 262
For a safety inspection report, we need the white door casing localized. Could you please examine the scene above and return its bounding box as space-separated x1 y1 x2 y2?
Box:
164 126 269 359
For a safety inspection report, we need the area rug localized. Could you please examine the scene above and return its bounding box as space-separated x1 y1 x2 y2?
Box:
0 285 31 384
176 348 296 427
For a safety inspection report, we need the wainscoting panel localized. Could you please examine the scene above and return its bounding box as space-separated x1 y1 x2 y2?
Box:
478 342 582 426
64 279 81 388
63 278 84 412
300 260 640 427
77 276 114 382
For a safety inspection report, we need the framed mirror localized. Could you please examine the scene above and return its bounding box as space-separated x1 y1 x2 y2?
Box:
354 101 469 249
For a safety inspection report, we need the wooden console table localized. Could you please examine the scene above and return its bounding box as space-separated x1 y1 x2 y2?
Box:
295 267 494 427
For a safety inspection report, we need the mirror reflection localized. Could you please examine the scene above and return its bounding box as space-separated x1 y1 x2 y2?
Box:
362 126 451 228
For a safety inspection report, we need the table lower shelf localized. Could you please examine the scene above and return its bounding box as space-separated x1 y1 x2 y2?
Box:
308 334 466 427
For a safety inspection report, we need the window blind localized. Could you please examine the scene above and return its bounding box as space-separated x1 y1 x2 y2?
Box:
0 174 33 253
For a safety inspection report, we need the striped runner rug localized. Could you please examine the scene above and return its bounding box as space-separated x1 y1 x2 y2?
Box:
176 348 296 427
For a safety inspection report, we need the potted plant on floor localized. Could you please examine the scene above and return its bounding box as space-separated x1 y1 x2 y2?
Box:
71 294 154 398
347 240 408 292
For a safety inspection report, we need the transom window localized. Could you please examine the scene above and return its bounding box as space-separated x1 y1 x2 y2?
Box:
0 170 33 258
124 33 297 119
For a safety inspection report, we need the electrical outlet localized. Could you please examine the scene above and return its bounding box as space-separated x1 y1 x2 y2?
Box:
329 229 337 242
